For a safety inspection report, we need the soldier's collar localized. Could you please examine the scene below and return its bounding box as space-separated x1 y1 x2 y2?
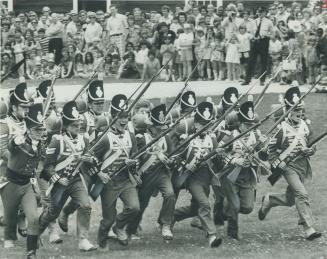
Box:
9 113 22 122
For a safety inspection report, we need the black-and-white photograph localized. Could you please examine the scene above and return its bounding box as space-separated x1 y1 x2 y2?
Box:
0 0 326 258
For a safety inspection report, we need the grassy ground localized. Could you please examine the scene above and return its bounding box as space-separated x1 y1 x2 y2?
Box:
1 93 327 259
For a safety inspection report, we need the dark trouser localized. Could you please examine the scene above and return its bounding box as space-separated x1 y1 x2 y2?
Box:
245 38 270 83
1 182 39 240
126 166 176 235
174 174 216 236
220 176 255 225
98 178 140 236
39 178 91 239
49 38 63 65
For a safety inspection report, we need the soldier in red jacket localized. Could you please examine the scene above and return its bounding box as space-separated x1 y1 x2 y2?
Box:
259 86 322 241
39 101 97 252
1 103 44 259
126 104 175 241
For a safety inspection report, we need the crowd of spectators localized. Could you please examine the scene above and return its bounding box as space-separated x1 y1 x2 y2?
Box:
1 1 327 85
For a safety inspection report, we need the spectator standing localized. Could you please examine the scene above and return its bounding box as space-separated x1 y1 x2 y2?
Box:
46 13 64 65
170 16 183 34
66 11 79 40
211 32 225 80
242 7 274 85
160 36 175 81
37 28 50 56
136 40 150 73
225 34 240 81
174 28 184 81
237 24 251 79
60 48 73 78
276 3 290 23
107 6 128 60
159 5 173 25
179 23 194 80
84 12 103 48
304 36 318 84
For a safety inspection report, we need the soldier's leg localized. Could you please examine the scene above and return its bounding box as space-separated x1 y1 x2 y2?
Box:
212 185 226 226
67 179 96 250
156 171 176 227
39 188 70 235
188 180 216 237
220 177 240 239
174 197 198 222
116 181 140 229
1 182 21 242
21 185 39 255
239 186 255 215
126 174 156 236
97 182 120 248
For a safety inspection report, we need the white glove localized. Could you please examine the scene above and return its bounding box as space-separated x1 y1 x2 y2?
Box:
98 171 110 184
14 135 25 145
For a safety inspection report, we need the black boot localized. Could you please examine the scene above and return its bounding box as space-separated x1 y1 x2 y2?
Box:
213 199 225 226
27 235 38 259
97 220 109 249
227 219 239 240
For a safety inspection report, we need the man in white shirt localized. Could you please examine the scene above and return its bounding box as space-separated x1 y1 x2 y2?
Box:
66 11 79 40
84 12 103 47
106 5 128 59
158 5 172 25
242 7 274 86
275 3 290 23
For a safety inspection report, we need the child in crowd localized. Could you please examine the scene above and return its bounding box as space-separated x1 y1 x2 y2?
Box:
203 27 214 80
74 52 87 78
12 32 26 77
269 34 282 81
179 24 194 80
61 48 73 78
237 24 251 79
160 36 175 81
104 54 113 77
110 54 121 78
194 28 206 80
304 36 318 85
225 34 240 81
1 53 13 77
174 28 184 81
118 52 140 79
170 16 182 34
31 56 44 79
142 51 160 80
211 32 225 80
136 40 150 74
84 51 95 77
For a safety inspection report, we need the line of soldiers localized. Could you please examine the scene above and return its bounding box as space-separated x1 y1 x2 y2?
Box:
0 78 323 258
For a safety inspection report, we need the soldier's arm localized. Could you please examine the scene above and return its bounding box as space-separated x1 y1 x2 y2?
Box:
130 132 139 157
88 134 110 161
268 127 284 168
0 123 10 162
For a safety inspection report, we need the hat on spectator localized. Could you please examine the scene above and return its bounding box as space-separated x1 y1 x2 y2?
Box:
14 18 21 22
92 37 101 42
257 7 267 13
96 10 104 16
184 23 192 29
41 55 48 61
226 3 237 13
42 6 51 12
18 13 25 18
196 27 204 32
88 12 96 18
70 10 78 16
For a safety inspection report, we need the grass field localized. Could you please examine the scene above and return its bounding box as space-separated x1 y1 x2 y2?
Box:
0 93 327 259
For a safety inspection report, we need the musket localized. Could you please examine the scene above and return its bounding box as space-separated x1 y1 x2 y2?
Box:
268 130 327 186
254 52 292 108
89 105 195 201
173 105 283 189
166 52 205 116
1 58 26 83
48 53 176 202
43 65 62 116
72 48 113 101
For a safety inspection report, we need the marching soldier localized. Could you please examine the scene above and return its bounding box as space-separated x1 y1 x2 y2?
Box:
126 104 175 241
1 103 45 259
218 101 264 240
258 87 322 240
35 80 63 244
1 83 31 246
91 94 140 249
0 99 9 227
173 101 223 248
58 80 107 233
39 101 97 251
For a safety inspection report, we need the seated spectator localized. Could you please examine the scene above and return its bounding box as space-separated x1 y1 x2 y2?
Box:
74 52 88 78
61 48 73 78
110 54 121 77
118 52 140 79
47 53 58 78
31 56 44 79
142 51 160 80
103 54 113 77
84 51 95 77
1 53 13 77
